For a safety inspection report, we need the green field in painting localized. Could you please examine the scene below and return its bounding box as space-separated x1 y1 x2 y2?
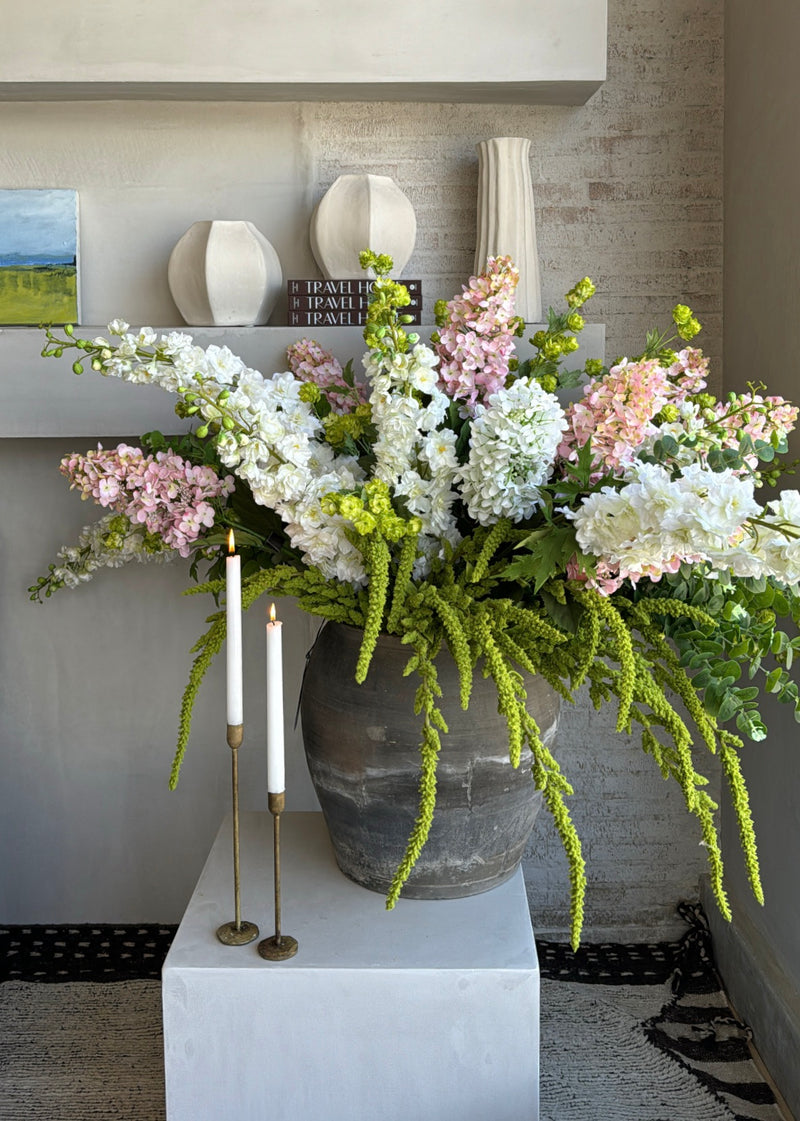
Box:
0 264 78 325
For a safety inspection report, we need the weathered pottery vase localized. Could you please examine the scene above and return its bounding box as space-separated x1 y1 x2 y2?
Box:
301 622 560 899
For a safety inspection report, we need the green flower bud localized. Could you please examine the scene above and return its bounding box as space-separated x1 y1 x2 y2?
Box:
64 324 74 336
339 495 363 519
352 511 377 535
195 425 209 438
298 382 322 404
222 416 235 430
677 316 702 341
72 361 84 375
672 303 693 325
659 403 680 423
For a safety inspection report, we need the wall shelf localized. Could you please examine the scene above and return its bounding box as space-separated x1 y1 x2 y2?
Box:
1 2 607 107
0 324 605 438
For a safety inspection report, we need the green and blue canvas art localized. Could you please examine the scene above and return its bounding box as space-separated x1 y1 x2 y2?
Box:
0 189 79 325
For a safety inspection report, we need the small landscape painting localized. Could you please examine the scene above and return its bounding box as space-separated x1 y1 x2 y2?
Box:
0 189 80 325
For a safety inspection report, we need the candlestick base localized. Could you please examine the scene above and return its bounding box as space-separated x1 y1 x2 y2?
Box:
257 934 298 961
216 920 260 946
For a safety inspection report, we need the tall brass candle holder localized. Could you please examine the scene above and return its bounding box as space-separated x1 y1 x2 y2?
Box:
216 723 259 946
257 791 298 961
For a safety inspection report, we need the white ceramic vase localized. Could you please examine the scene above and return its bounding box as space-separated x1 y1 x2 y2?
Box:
167 220 283 326
310 174 416 278
474 137 542 322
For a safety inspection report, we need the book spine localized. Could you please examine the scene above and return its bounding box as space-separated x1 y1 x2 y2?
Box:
288 305 422 328
288 294 422 312
287 278 421 297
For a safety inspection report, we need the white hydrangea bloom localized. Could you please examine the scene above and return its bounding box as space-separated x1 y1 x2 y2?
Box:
456 377 567 525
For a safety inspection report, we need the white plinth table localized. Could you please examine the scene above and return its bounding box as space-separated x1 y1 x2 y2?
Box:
162 811 540 1121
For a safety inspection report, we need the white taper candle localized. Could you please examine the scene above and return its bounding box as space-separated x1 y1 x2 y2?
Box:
266 603 285 793
225 530 243 726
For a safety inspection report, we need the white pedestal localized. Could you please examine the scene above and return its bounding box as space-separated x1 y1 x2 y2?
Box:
162 812 540 1121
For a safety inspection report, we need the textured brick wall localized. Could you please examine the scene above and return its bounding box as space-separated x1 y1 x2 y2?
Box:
306 0 724 939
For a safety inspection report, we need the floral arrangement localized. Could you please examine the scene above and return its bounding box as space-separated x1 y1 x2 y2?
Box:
34 251 800 949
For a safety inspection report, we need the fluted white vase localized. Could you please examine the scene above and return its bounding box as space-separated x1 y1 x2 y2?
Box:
167 220 283 326
474 137 542 322
310 174 416 278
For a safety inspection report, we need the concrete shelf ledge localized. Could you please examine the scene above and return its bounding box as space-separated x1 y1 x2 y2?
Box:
1 1 606 107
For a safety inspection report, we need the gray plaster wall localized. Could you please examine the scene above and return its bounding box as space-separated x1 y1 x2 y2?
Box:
706 3 800 1113
0 0 725 937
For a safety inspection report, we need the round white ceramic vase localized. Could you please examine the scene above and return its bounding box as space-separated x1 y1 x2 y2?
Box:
310 174 416 278
167 220 283 326
475 137 542 322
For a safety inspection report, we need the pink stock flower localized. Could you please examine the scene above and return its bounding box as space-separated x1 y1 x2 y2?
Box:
60 444 235 557
435 256 521 412
714 392 798 461
560 358 671 476
286 338 367 412
667 347 709 402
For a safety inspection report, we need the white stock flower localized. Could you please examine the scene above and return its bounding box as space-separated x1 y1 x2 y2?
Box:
572 463 766 582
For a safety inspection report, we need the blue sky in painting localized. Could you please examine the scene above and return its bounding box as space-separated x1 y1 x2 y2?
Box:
0 189 78 267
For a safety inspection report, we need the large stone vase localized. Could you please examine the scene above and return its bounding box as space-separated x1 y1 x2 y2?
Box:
300 622 559 900
474 137 542 322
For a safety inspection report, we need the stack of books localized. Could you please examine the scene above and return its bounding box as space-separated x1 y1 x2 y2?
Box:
287 279 422 327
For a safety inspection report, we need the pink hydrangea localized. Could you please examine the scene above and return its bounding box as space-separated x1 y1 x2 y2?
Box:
286 338 367 413
60 444 235 557
435 256 521 412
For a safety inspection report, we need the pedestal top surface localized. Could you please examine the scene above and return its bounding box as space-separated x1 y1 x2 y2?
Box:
163 811 538 973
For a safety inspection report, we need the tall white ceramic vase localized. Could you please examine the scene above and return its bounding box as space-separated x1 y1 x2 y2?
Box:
310 174 416 278
167 220 283 326
474 137 542 322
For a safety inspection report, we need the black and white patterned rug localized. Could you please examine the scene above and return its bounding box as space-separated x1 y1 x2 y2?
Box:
0 905 788 1121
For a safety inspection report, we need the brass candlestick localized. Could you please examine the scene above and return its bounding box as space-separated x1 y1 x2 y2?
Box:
257 792 298 961
216 723 259 946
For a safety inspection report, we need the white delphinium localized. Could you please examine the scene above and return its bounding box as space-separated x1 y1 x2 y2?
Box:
47 512 176 591
570 462 763 582
456 377 567 526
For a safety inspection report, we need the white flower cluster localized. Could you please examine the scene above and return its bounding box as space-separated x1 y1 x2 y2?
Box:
570 462 764 582
366 344 462 573
639 400 709 469
456 377 567 526
742 490 800 585
102 324 367 585
50 512 175 588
